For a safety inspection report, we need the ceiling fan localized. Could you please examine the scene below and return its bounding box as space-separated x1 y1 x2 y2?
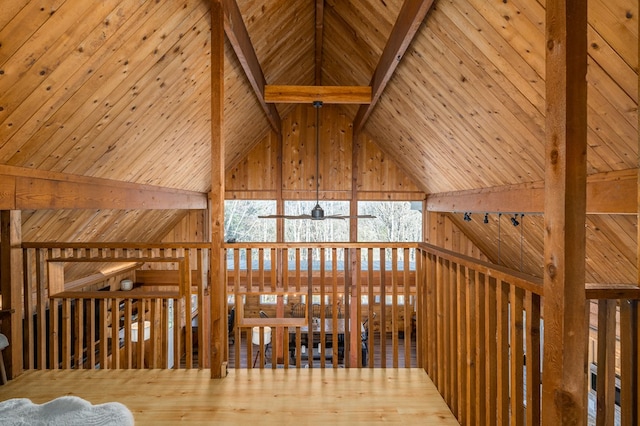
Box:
260 101 375 221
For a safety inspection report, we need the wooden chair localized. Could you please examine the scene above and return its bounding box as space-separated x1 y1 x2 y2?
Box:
290 303 305 318
0 309 14 385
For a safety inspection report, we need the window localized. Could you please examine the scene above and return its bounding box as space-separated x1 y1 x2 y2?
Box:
357 201 422 242
284 200 350 242
224 200 276 242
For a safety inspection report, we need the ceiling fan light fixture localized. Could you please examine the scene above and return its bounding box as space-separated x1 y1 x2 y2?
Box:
258 100 374 221
311 203 324 220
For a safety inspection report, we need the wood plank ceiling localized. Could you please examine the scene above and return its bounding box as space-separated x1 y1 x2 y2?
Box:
0 0 637 283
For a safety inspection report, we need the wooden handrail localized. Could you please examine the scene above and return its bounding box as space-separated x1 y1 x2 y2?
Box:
418 242 544 296
21 242 210 249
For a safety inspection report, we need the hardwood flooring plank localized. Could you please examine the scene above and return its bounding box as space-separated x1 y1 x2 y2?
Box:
0 368 457 425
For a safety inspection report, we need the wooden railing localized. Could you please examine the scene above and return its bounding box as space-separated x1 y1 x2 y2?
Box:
20 243 210 370
416 242 544 425
15 241 639 424
224 243 418 369
585 285 640 426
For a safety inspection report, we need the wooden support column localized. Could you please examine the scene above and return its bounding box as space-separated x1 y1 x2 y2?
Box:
542 0 588 424
0 210 23 379
275 130 285 363
210 0 226 379
350 131 359 243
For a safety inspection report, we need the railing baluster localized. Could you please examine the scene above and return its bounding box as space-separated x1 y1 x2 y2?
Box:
392 248 399 368
596 299 617 426
61 298 71 369
74 298 84 369
525 291 541 426
99 299 108 369
485 277 497 425
464 266 476 426
456 264 467 424
404 249 411 368
496 279 510 424
510 285 525 425
620 299 639 426
87 298 96 369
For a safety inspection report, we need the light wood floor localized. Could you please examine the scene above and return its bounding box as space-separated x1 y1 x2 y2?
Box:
0 368 458 425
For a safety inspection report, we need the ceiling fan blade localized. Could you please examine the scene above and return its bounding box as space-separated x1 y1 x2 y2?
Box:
324 214 377 219
258 214 313 219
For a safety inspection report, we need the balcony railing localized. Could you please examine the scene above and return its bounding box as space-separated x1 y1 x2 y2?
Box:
12 241 639 425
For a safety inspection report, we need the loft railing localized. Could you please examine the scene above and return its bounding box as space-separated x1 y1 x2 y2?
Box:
13 241 639 425
20 243 210 370
224 243 418 369
416 242 544 425
416 242 640 426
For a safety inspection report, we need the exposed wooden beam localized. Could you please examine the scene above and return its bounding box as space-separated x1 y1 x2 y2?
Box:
542 0 588 424
353 0 435 134
425 169 636 215
222 0 281 134
211 0 226 379
315 0 324 85
264 85 371 104
0 165 207 210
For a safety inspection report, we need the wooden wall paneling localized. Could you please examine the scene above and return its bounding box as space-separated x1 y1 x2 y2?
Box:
425 6 545 178
457 0 544 103
235 0 314 89
1 0 176 166
356 133 422 194
61 2 210 178
0 0 30 32
84 29 212 183
589 0 638 70
322 1 399 90
282 105 314 193
0 0 103 137
226 132 278 193
586 17 637 104
586 215 637 284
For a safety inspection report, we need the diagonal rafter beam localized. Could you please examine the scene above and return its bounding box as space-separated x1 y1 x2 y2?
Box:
353 0 435 134
222 0 281 134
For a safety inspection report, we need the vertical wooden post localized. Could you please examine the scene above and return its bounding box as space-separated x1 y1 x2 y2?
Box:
542 0 588 423
0 210 24 379
350 130 359 243
210 0 226 378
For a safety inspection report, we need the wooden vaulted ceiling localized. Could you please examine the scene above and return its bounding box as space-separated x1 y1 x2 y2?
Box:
0 1 637 282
